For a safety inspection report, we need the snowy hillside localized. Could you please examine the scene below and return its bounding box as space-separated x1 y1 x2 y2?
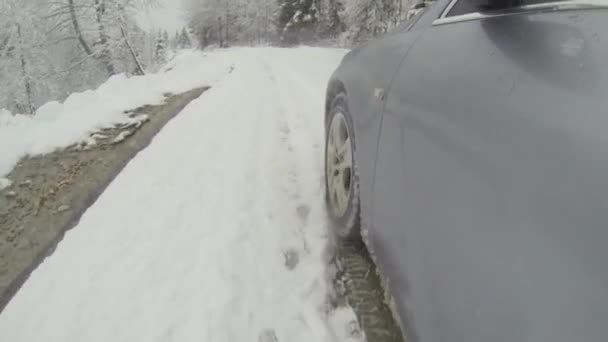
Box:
0 47 361 342
0 50 233 189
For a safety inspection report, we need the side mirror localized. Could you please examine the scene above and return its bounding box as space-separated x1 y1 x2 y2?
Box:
412 1 427 9
477 0 522 11
406 0 428 20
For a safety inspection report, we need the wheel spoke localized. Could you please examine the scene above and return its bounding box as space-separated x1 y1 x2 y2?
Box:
328 126 336 151
331 181 339 206
327 151 335 174
332 172 345 209
327 132 338 174
334 183 345 211
329 171 338 192
332 117 343 145
326 112 354 217
339 137 352 161
341 188 349 208
333 159 346 173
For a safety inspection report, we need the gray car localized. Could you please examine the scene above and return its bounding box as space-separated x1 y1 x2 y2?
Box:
324 1 608 341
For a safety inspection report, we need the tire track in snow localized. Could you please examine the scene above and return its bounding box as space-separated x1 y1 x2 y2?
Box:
261 50 404 342
254 54 342 342
256 51 333 248
258 54 326 219
256 56 312 252
194 55 332 342
257 48 339 155
262 57 324 166
257 49 372 342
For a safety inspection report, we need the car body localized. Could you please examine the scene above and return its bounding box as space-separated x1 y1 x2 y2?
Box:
324 1 608 341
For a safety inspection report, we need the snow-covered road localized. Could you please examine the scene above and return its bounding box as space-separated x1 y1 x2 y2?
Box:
0 47 359 342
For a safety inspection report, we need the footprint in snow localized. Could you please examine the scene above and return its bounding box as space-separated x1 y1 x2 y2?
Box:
258 329 278 342
279 123 290 136
296 204 310 223
283 248 300 270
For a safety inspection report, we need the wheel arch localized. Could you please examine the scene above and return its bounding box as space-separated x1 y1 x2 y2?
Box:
325 79 347 126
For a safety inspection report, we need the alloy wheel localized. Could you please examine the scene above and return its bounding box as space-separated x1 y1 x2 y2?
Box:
326 111 353 218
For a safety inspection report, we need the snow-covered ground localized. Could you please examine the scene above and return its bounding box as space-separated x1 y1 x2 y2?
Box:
0 47 361 342
0 50 233 188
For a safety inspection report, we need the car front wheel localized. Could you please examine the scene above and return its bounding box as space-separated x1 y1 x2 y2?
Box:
325 93 360 239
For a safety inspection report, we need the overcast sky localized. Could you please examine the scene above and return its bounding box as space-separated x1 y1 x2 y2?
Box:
136 0 186 34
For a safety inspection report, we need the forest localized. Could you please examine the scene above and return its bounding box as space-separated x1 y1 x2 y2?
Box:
0 0 420 116
186 0 419 47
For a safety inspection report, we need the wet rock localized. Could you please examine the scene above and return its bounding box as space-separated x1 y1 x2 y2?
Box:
19 180 32 187
56 205 71 213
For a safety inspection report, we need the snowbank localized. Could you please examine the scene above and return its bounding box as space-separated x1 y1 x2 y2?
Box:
0 177 11 190
0 50 234 181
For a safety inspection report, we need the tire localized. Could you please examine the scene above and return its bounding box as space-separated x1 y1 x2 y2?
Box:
336 239 405 342
327 94 405 342
325 93 361 240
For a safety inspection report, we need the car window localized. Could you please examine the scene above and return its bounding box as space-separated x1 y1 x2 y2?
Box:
446 0 569 17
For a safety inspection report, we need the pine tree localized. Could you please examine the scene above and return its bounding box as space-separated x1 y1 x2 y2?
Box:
321 0 345 38
342 0 402 43
276 0 319 45
171 32 180 49
181 0 415 48
178 28 192 48
163 30 170 46
0 0 156 114
276 0 296 44
154 30 168 65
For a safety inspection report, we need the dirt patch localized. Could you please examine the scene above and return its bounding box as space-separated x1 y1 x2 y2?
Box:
334 237 405 342
0 87 207 313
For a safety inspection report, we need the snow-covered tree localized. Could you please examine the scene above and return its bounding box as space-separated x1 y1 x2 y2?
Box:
154 29 169 64
62 0 149 76
184 0 417 47
341 0 411 43
276 0 319 45
170 31 179 49
0 0 156 115
318 0 346 39
177 28 193 48
0 0 423 116
0 0 55 114
186 0 277 48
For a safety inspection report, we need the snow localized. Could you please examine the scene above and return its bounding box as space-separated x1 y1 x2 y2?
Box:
136 0 185 33
0 177 11 190
0 47 360 342
0 49 234 181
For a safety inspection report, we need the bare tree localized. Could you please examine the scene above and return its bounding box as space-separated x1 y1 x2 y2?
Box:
0 0 157 114
68 0 94 55
186 0 277 48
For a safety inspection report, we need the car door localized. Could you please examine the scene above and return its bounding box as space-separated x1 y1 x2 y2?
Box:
330 4 441 232
372 2 608 342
